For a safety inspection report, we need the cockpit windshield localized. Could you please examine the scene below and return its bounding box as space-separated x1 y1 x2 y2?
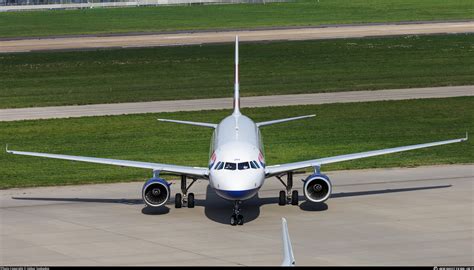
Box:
238 162 250 170
219 161 260 170
224 162 236 170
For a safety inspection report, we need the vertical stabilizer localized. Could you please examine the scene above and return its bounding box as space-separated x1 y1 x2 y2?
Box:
281 218 296 266
233 36 241 115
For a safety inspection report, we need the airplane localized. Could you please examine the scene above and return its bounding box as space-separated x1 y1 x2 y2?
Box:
7 36 468 226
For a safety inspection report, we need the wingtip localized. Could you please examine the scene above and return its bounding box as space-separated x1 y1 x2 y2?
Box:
5 143 10 153
464 132 469 141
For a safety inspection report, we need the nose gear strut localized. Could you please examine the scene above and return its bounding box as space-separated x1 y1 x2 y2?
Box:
230 200 244 226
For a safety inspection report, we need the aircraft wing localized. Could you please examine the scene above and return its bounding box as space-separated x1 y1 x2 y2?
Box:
265 134 468 177
7 148 209 178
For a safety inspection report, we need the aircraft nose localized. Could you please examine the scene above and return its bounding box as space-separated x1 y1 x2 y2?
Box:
215 187 259 201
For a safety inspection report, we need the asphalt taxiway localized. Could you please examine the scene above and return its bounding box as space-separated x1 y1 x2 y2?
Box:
1 164 472 266
1 21 473 53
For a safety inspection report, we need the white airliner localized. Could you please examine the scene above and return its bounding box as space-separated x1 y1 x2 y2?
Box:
7 37 468 226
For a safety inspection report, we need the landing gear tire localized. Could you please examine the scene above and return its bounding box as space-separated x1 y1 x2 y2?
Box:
175 193 182 208
230 214 238 226
187 193 195 208
237 214 244 225
291 190 299 206
279 190 287 206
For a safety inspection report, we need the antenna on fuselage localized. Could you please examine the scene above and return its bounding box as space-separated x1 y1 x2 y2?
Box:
233 36 241 116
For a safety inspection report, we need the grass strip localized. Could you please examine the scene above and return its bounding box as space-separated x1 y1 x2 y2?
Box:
1 34 473 108
0 0 473 38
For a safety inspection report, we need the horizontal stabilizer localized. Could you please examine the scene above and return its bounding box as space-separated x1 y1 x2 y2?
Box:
257 114 315 127
158 119 217 128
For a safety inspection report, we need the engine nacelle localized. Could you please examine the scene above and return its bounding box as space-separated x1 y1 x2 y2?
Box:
142 178 170 207
303 173 332 203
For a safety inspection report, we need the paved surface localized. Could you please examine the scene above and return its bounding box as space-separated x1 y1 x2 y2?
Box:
1 164 472 266
1 85 472 121
1 21 473 53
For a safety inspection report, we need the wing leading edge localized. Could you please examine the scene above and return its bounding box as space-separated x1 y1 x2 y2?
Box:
266 134 468 177
6 148 208 178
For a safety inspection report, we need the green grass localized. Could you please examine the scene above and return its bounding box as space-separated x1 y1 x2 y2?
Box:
0 97 472 189
1 34 473 109
0 0 473 38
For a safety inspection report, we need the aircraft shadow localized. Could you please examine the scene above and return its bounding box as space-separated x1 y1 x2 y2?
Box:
196 185 267 225
141 206 170 215
197 186 329 225
10 197 144 205
12 184 451 224
191 184 452 225
330 184 451 198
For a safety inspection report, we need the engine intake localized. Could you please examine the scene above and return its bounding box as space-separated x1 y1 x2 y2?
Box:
142 178 170 207
303 173 332 203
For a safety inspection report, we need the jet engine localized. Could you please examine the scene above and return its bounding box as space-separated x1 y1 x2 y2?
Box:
303 173 332 203
142 178 170 207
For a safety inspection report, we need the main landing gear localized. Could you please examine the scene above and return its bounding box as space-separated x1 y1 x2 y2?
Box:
277 172 299 206
230 200 244 226
175 175 197 209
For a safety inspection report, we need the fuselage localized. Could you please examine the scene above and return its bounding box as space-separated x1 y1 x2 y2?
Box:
208 113 266 201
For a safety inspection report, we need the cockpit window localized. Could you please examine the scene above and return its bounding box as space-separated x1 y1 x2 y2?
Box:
253 160 261 169
213 162 222 170
250 161 257 169
238 162 250 170
217 162 225 170
224 162 236 170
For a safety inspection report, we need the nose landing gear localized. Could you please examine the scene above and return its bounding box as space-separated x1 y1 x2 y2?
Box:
230 200 244 226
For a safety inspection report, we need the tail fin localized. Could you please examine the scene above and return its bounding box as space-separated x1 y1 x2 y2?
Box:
281 218 296 266
233 36 241 115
